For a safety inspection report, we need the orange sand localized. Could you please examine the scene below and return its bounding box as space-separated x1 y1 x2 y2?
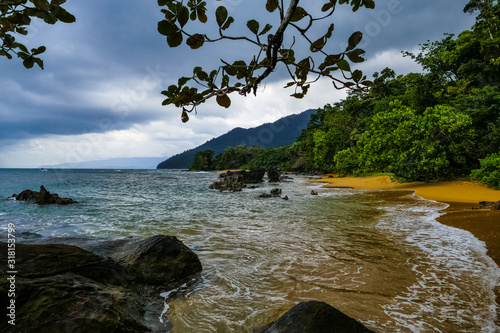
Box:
311 175 500 313
310 175 500 264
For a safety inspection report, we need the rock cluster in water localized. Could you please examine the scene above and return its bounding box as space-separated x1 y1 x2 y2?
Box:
0 235 202 332
256 301 375 333
12 185 77 205
209 170 266 191
209 170 290 192
479 200 500 210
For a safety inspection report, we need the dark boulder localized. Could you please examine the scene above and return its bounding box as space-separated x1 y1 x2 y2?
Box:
268 169 282 183
209 170 265 192
479 200 500 210
270 188 282 197
13 185 77 205
256 301 375 333
0 235 202 332
240 169 265 184
10 243 128 286
1 273 148 333
209 173 246 192
311 190 319 195
113 235 203 286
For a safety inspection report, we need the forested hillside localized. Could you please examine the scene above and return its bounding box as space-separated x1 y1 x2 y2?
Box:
190 2 500 189
157 109 315 169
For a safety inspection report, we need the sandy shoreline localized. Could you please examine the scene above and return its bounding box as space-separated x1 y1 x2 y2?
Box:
310 175 500 317
310 175 500 263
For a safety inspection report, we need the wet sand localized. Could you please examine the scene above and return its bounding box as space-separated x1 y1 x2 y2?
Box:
310 175 500 263
310 175 500 319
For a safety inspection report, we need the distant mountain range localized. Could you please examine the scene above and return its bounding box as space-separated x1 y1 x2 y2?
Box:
157 109 316 169
42 157 166 169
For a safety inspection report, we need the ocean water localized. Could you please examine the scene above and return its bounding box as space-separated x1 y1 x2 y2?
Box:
0 168 499 332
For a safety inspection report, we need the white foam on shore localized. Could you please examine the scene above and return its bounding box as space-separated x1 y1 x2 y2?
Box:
376 197 500 331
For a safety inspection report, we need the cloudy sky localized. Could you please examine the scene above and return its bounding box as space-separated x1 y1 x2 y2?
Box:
0 0 476 168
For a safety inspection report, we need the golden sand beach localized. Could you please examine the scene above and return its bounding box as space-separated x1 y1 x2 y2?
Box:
310 175 500 263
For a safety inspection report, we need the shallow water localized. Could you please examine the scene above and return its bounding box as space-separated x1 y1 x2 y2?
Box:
0 169 498 332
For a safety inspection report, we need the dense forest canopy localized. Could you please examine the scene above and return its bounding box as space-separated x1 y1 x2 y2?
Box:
191 1 500 189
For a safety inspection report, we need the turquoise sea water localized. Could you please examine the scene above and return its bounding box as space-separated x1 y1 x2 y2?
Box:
0 169 499 332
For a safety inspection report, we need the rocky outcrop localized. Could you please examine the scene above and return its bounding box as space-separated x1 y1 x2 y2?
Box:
0 235 202 332
113 235 202 286
256 301 375 333
268 169 282 183
479 200 500 210
210 170 265 192
209 173 246 192
13 185 77 205
259 188 283 198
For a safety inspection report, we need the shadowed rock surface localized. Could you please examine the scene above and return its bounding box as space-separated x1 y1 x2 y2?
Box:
210 170 265 191
256 301 375 333
0 235 202 333
267 169 282 183
13 185 77 205
479 200 500 210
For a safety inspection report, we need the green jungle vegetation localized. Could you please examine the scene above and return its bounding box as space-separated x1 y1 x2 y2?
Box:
190 2 500 189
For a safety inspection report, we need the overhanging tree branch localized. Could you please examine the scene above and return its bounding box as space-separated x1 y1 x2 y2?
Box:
157 0 375 122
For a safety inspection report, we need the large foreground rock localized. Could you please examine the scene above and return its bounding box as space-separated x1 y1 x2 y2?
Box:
0 235 202 332
13 185 77 205
113 235 203 286
256 301 375 333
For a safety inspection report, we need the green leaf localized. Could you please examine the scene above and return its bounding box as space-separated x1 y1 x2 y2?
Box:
197 70 209 81
33 0 51 11
215 6 228 27
246 19 259 35
291 7 308 22
346 31 363 51
337 59 351 71
53 7 76 23
259 23 273 36
167 30 183 47
216 94 231 108
321 1 335 12
198 10 207 23
178 6 189 27
310 37 326 53
23 57 34 69
352 69 362 82
34 57 44 70
221 16 234 30
186 33 205 49
158 20 178 36
32 46 46 55
362 0 375 9
324 54 341 66
178 76 191 86
266 0 279 12
181 109 190 122
346 49 365 63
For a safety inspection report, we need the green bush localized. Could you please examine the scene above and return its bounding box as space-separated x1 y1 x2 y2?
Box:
471 153 500 190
